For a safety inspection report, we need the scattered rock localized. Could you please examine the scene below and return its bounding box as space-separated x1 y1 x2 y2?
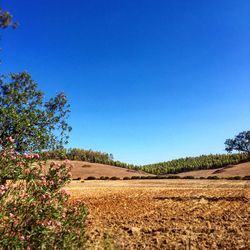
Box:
129 227 141 236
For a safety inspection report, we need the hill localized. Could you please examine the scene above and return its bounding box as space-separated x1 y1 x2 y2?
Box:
141 153 249 175
50 160 151 179
176 161 250 178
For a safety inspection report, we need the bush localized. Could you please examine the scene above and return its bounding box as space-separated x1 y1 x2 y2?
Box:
199 177 206 179
226 176 242 180
0 137 87 249
182 176 195 179
140 176 149 179
123 177 131 180
100 176 109 180
73 177 81 180
85 176 96 180
207 176 220 180
110 176 120 180
243 175 250 180
131 176 141 179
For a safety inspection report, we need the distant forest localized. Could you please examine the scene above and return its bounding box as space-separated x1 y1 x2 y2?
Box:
43 149 249 175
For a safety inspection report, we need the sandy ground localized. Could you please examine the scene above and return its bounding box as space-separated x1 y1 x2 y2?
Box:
67 180 250 250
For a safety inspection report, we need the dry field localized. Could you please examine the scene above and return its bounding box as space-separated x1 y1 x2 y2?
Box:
67 179 250 250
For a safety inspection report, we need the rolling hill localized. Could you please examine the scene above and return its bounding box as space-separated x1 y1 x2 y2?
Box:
50 160 151 179
51 160 250 179
176 161 250 178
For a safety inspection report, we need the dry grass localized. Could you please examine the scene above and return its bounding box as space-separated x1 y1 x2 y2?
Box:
67 179 250 249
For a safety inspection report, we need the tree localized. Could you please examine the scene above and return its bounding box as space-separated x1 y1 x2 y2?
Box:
0 7 18 29
225 131 250 157
0 72 72 152
0 6 87 249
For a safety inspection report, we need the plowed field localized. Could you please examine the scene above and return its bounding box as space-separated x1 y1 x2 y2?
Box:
67 180 250 249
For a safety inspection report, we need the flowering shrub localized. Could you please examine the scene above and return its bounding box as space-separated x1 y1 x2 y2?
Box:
0 137 87 249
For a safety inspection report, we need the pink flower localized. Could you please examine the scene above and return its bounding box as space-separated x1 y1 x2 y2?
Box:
8 136 15 143
24 153 32 159
19 235 25 241
33 153 40 159
0 184 7 195
10 155 16 160
13 220 19 226
24 169 31 175
60 189 71 197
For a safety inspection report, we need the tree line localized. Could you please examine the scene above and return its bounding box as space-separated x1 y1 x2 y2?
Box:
43 149 249 175
42 148 138 170
141 153 249 175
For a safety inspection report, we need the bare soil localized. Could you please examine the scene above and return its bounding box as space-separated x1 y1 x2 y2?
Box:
49 160 151 179
177 162 250 178
67 179 250 249
52 160 250 180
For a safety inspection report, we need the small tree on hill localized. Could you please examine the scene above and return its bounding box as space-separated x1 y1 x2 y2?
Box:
225 131 250 158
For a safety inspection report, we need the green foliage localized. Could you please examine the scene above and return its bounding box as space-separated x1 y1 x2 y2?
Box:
0 72 71 152
225 131 250 155
141 153 249 175
0 5 87 249
43 148 138 169
44 149 249 177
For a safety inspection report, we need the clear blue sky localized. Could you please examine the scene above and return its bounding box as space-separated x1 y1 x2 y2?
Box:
1 0 250 165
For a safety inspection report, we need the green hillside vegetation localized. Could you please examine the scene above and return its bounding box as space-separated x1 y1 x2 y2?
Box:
42 148 138 169
141 153 249 175
43 149 249 175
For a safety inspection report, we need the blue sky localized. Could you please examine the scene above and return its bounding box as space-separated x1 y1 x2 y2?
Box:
1 0 250 165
